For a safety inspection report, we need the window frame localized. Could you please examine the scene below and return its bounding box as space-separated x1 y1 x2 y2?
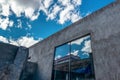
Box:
51 33 96 80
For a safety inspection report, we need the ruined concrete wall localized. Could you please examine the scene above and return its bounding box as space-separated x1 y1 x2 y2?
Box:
29 1 120 80
0 45 29 80
9 47 29 80
0 42 18 68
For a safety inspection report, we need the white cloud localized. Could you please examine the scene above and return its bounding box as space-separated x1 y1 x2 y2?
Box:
71 50 79 56
30 12 40 21
0 36 42 47
1 4 10 17
46 0 82 24
82 52 89 56
0 17 13 30
17 19 22 28
71 12 81 23
24 7 40 21
0 36 9 43
72 0 82 6
71 36 90 45
9 20 14 27
58 0 70 6
43 0 53 9
58 5 74 24
24 8 34 19
0 0 41 30
0 17 9 30
55 55 62 60
81 40 92 53
10 36 42 47
47 4 62 20
0 0 83 30
57 0 82 24
9 0 40 20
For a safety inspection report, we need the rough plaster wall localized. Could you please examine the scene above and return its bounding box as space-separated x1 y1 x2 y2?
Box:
29 1 120 80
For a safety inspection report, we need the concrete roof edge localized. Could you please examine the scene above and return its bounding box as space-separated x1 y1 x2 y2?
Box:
0 42 19 48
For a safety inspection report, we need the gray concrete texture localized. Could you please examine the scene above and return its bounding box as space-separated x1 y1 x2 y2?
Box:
0 43 29 80
0 42 18 68
9 47 29 80
29 0 120 80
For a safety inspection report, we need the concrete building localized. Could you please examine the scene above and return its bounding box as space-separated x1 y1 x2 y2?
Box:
0 0 120 80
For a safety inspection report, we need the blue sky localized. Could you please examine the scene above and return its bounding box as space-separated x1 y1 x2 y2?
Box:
0 0 115 47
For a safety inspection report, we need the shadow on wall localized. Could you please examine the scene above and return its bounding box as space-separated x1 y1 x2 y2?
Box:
20 62 40 80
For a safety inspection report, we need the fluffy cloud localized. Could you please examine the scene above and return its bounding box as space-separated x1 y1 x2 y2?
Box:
57 0 82 24
71 36 90 45
47 0 82 24
0 36 42 47
1 4 10 17
0 0 83 30
71 50 79 56
2 0 40 19
0 36 9 43
47 4 62 20
81 40 92 53
72 0 82 5
0 17 14 30
55 55 62 60
42 0 53 9
0 0 41 30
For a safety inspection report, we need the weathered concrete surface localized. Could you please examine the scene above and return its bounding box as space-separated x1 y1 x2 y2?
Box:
0 65 9 80
0 42 18 68
9 47 28 80
0 45 29 80
29 1 120 80
20 62 38 80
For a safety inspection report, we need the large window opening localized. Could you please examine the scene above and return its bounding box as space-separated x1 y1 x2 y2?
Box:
52 35 95 80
